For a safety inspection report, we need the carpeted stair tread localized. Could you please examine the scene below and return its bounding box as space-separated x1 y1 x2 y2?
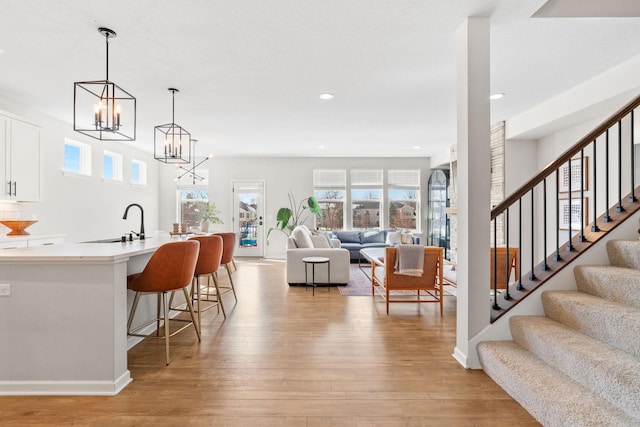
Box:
510 315 640 418
574 265 640 309
607 240 640 270
478 341 639 427
542 290 640 358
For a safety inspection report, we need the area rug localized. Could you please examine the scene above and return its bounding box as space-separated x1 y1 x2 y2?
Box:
339 264 457 297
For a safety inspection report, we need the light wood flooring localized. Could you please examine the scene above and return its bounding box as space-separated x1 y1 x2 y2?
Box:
1 258 539 426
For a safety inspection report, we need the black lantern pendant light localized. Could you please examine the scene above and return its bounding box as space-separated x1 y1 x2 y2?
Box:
154 88 191 164
73 27 136 141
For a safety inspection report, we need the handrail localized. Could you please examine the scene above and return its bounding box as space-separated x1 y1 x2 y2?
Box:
488 91 640 321
492 93 640 220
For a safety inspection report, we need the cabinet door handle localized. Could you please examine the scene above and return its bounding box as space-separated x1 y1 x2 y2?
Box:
12 181 17 196
6 181 12 196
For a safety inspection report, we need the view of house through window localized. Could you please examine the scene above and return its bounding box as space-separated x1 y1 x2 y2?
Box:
388 189 417 229
388 169 420 230
314 190 344 231
178 189 209 229
313 169 347 231
314 168 421 231
351 169 383 230
351 189 381 229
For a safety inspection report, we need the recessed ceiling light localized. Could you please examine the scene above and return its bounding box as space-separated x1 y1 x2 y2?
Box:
319 93 334 100
413 145 421 149
0 48 4 55
490 93 505 100
317 145 325 149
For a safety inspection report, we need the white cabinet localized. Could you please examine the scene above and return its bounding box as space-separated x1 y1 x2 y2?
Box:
0 240 27 250
0 235 64 249
27 236 64 247
1 114 41 201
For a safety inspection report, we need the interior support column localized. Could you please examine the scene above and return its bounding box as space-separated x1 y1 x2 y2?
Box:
453 17 491 369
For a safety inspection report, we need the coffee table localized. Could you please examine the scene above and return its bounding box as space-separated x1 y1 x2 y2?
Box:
359 248 386 280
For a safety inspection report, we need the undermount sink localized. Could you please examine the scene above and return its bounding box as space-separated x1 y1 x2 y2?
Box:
83 238 125 243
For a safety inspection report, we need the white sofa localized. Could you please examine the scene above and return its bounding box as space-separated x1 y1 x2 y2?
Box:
286 225 350 285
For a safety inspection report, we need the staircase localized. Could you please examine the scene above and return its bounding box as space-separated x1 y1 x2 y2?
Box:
478 239 640 426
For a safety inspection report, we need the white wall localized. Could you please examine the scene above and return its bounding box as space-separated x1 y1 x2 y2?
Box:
159 156 431 259
0 96 160 243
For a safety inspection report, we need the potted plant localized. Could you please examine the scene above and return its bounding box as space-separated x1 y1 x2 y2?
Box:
267 192 322 242
200 203 223 233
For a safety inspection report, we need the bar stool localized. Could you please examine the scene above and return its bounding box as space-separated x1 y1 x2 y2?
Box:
127 240 201 365
170 235 226 330
214 232 238 302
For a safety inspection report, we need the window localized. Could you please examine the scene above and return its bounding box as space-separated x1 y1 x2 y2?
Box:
314 169 346 231
351 169 382 230
177 167 209 228
131 159 147 185
103 150 123 181
388 170 420 231
314 168 422 231
427 169 449 257
315 190 345 231
178 189 209 229
63 138 91 176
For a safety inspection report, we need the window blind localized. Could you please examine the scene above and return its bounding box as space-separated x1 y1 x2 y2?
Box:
388 170 420 187
314 169 346 187
351 169 383 186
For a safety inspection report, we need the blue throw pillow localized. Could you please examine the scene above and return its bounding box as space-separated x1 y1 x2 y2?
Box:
333 231 362 244
362 230 386 243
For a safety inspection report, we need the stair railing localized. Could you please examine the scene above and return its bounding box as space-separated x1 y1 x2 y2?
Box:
490 93 640 322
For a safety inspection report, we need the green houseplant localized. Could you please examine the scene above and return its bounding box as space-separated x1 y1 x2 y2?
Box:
267 192 322 242
200 203 223 232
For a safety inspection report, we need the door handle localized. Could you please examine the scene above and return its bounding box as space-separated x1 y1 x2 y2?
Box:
6 181 11 196
12 181 17 196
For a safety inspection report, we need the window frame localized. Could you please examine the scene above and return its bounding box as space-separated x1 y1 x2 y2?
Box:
63 138 92 177
387 169 420 232
102 150 123 182
131 159 148 186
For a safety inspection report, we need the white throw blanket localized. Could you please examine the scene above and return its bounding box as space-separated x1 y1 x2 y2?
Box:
394 244 424 276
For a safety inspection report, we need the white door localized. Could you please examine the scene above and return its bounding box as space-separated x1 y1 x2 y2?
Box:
233 181 265 257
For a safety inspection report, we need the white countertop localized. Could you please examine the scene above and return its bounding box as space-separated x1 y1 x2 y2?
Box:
0 236 176 262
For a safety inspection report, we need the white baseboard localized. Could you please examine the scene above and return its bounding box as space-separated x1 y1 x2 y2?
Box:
0 371 131 396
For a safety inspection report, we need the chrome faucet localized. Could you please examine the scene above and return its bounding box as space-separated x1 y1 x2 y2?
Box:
122 203 145 240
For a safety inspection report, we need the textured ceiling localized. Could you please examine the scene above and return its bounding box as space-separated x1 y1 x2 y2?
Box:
0 0 638 158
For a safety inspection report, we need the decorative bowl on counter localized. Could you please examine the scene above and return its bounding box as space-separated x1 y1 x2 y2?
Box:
0 220 38 236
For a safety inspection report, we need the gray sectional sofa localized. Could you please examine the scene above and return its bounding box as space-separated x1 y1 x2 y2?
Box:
331 229 419 261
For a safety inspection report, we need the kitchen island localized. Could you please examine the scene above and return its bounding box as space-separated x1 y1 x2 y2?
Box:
0 235 181 396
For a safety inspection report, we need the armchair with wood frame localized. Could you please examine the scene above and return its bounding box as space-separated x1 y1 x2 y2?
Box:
371 246 444 315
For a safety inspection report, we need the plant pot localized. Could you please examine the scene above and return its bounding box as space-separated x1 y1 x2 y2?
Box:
201 220 210 233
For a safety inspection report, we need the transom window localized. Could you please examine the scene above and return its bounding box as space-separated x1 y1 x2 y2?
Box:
131 159 147 186
63 138 91 176
103 150 123 181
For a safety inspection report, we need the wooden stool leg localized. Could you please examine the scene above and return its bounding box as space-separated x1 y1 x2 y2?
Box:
183 287 201 340
162 291 170 365
225 264 237 301
211 272 226 318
